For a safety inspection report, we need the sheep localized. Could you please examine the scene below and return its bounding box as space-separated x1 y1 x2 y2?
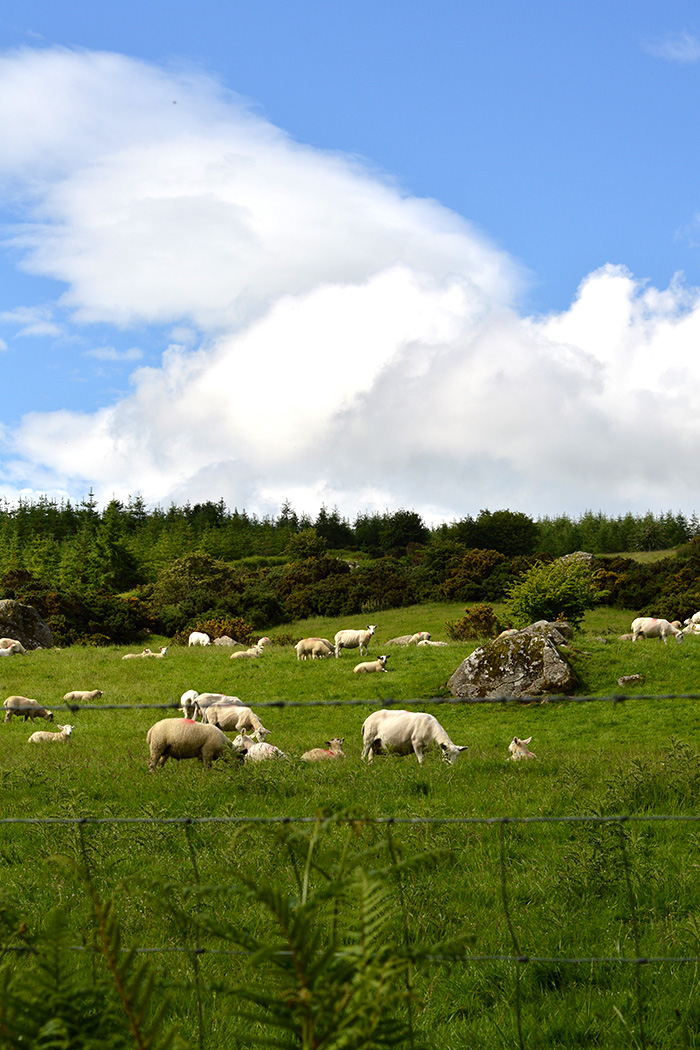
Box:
256 637 272 648
143 646 169 657
192 692 244 720
63 690 103 702
4 696 53 723
0 647 15 658
188 631 211 647
416 639 449 647
334 625 378 658
361 709 467 766
295 637 334 661
146 717 232 771
28 724 74 744
232 729 287 762
684 611 700 627
180 689 199 719
301 738 346 762
508 736 537 760
385 632 431 646
353 655 389 674
230 645 265 659
631 617 684 644
122 648 153 660
200 702 270 741
0 638 26 654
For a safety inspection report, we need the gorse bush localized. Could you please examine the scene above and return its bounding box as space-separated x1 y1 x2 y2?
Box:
506 558 605 628
446 603 504 640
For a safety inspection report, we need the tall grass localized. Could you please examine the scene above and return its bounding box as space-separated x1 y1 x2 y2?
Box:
1 605 700 1047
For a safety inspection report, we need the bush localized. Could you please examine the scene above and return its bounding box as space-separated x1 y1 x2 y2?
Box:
446 603 504 640
506 558 604 629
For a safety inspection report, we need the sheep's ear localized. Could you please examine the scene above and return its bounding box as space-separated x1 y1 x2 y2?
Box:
523 737 532 744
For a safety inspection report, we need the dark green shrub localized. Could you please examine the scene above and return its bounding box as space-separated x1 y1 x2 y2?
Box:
446 603 504 640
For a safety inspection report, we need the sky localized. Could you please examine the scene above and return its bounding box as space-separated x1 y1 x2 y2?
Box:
1 1 700 524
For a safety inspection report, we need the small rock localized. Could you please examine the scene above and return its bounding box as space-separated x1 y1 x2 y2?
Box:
617 674 644 686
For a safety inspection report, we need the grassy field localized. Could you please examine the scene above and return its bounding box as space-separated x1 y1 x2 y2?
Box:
1 604 700 1048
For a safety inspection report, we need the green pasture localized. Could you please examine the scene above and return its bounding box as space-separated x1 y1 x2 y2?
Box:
1 605 700 1048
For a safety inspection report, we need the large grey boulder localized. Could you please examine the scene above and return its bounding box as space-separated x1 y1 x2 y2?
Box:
447 620 576 699
0 600 53 650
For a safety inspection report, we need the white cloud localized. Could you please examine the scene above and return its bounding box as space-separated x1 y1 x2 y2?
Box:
644 31 700 63
0 304 62 338
2 47 700 521
85 346 143 362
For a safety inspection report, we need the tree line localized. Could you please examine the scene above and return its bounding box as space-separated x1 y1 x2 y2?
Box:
0 494 698 645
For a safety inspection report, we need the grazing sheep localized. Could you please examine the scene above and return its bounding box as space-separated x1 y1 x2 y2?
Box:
230 645 265 659
361 710 467 766
63 689 103 702
4 696 54 723
353 655 389 674
631 617 684 644
295 637 334 661
28 724 74 744
146 718 232 771
188 631 211 646
508 736 536 760
301 738 346 762
200 702 270 740
334 625 378 658
232 730 288 762
192 692 244 720
0 638 27 654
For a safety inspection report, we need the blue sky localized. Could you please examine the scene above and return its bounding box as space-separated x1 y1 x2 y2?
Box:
1 1 700 521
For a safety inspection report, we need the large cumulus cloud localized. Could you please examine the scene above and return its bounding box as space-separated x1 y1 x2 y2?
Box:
1 46 699 520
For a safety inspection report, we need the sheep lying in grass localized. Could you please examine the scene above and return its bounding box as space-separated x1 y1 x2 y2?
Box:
122 646 168 659
508 736 536 760
63 690 103 702
4 696 53 723
232 729 287 762
417 639 449 647
230 645 265 659
28 724 74 744
353 655 388 674
386 632 431 645
0 638 26 654
147 718 232 771
301 738 345 762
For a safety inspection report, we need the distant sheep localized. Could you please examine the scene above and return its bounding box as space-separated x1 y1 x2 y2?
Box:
28 724 74 744
353 655 389 674
334 625 377 658
301 738 345 762
416 639 449 647
631 617 684 644
188 632 211 647
508 736 536 760
232 729 287 762
4 696 53 723
147 718 231 771
295 637 334 661
122 646 168 659
200 702 270 741
0 638 27 654
230 645 265 659
63 690 103 702
386 632 430 646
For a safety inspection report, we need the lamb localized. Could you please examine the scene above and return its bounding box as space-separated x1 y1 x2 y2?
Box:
334 625 378 658
146 718 232 771
301 738 346 762
631 617 684 644
230 645 265 659
122 648 153 660
416 639 449 647
4 696 53 723
0 638 27 654
353 655 389 674
508 736 537 760
361 709 467 766
386 632 430 646
188 631 211 646
192 692 244 720
28 724 74 744
63 690 103 702
232 730 287 762
684 611 700 627
295 637 334 660
200 702 270 741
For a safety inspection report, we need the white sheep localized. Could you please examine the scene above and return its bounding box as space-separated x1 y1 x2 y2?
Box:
0 638 27 654
301 738 346 762
0 647 15 658
180 689 199 719
230 645 265 659
200 702 270 740
146 718 232 771
295 637 334 660
232 730 288 762
3 696 54 723
416 639 449 647
256 637 272 647
334 625 378 658
361 710 467 766
63 690 103 701
508 736 537 760
631 617 684 644
122 648 153 660
188 631 211 646
143 646 169 658
28 724 74 744
684 611 700 627
353 655 389 674
192 692 244 720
